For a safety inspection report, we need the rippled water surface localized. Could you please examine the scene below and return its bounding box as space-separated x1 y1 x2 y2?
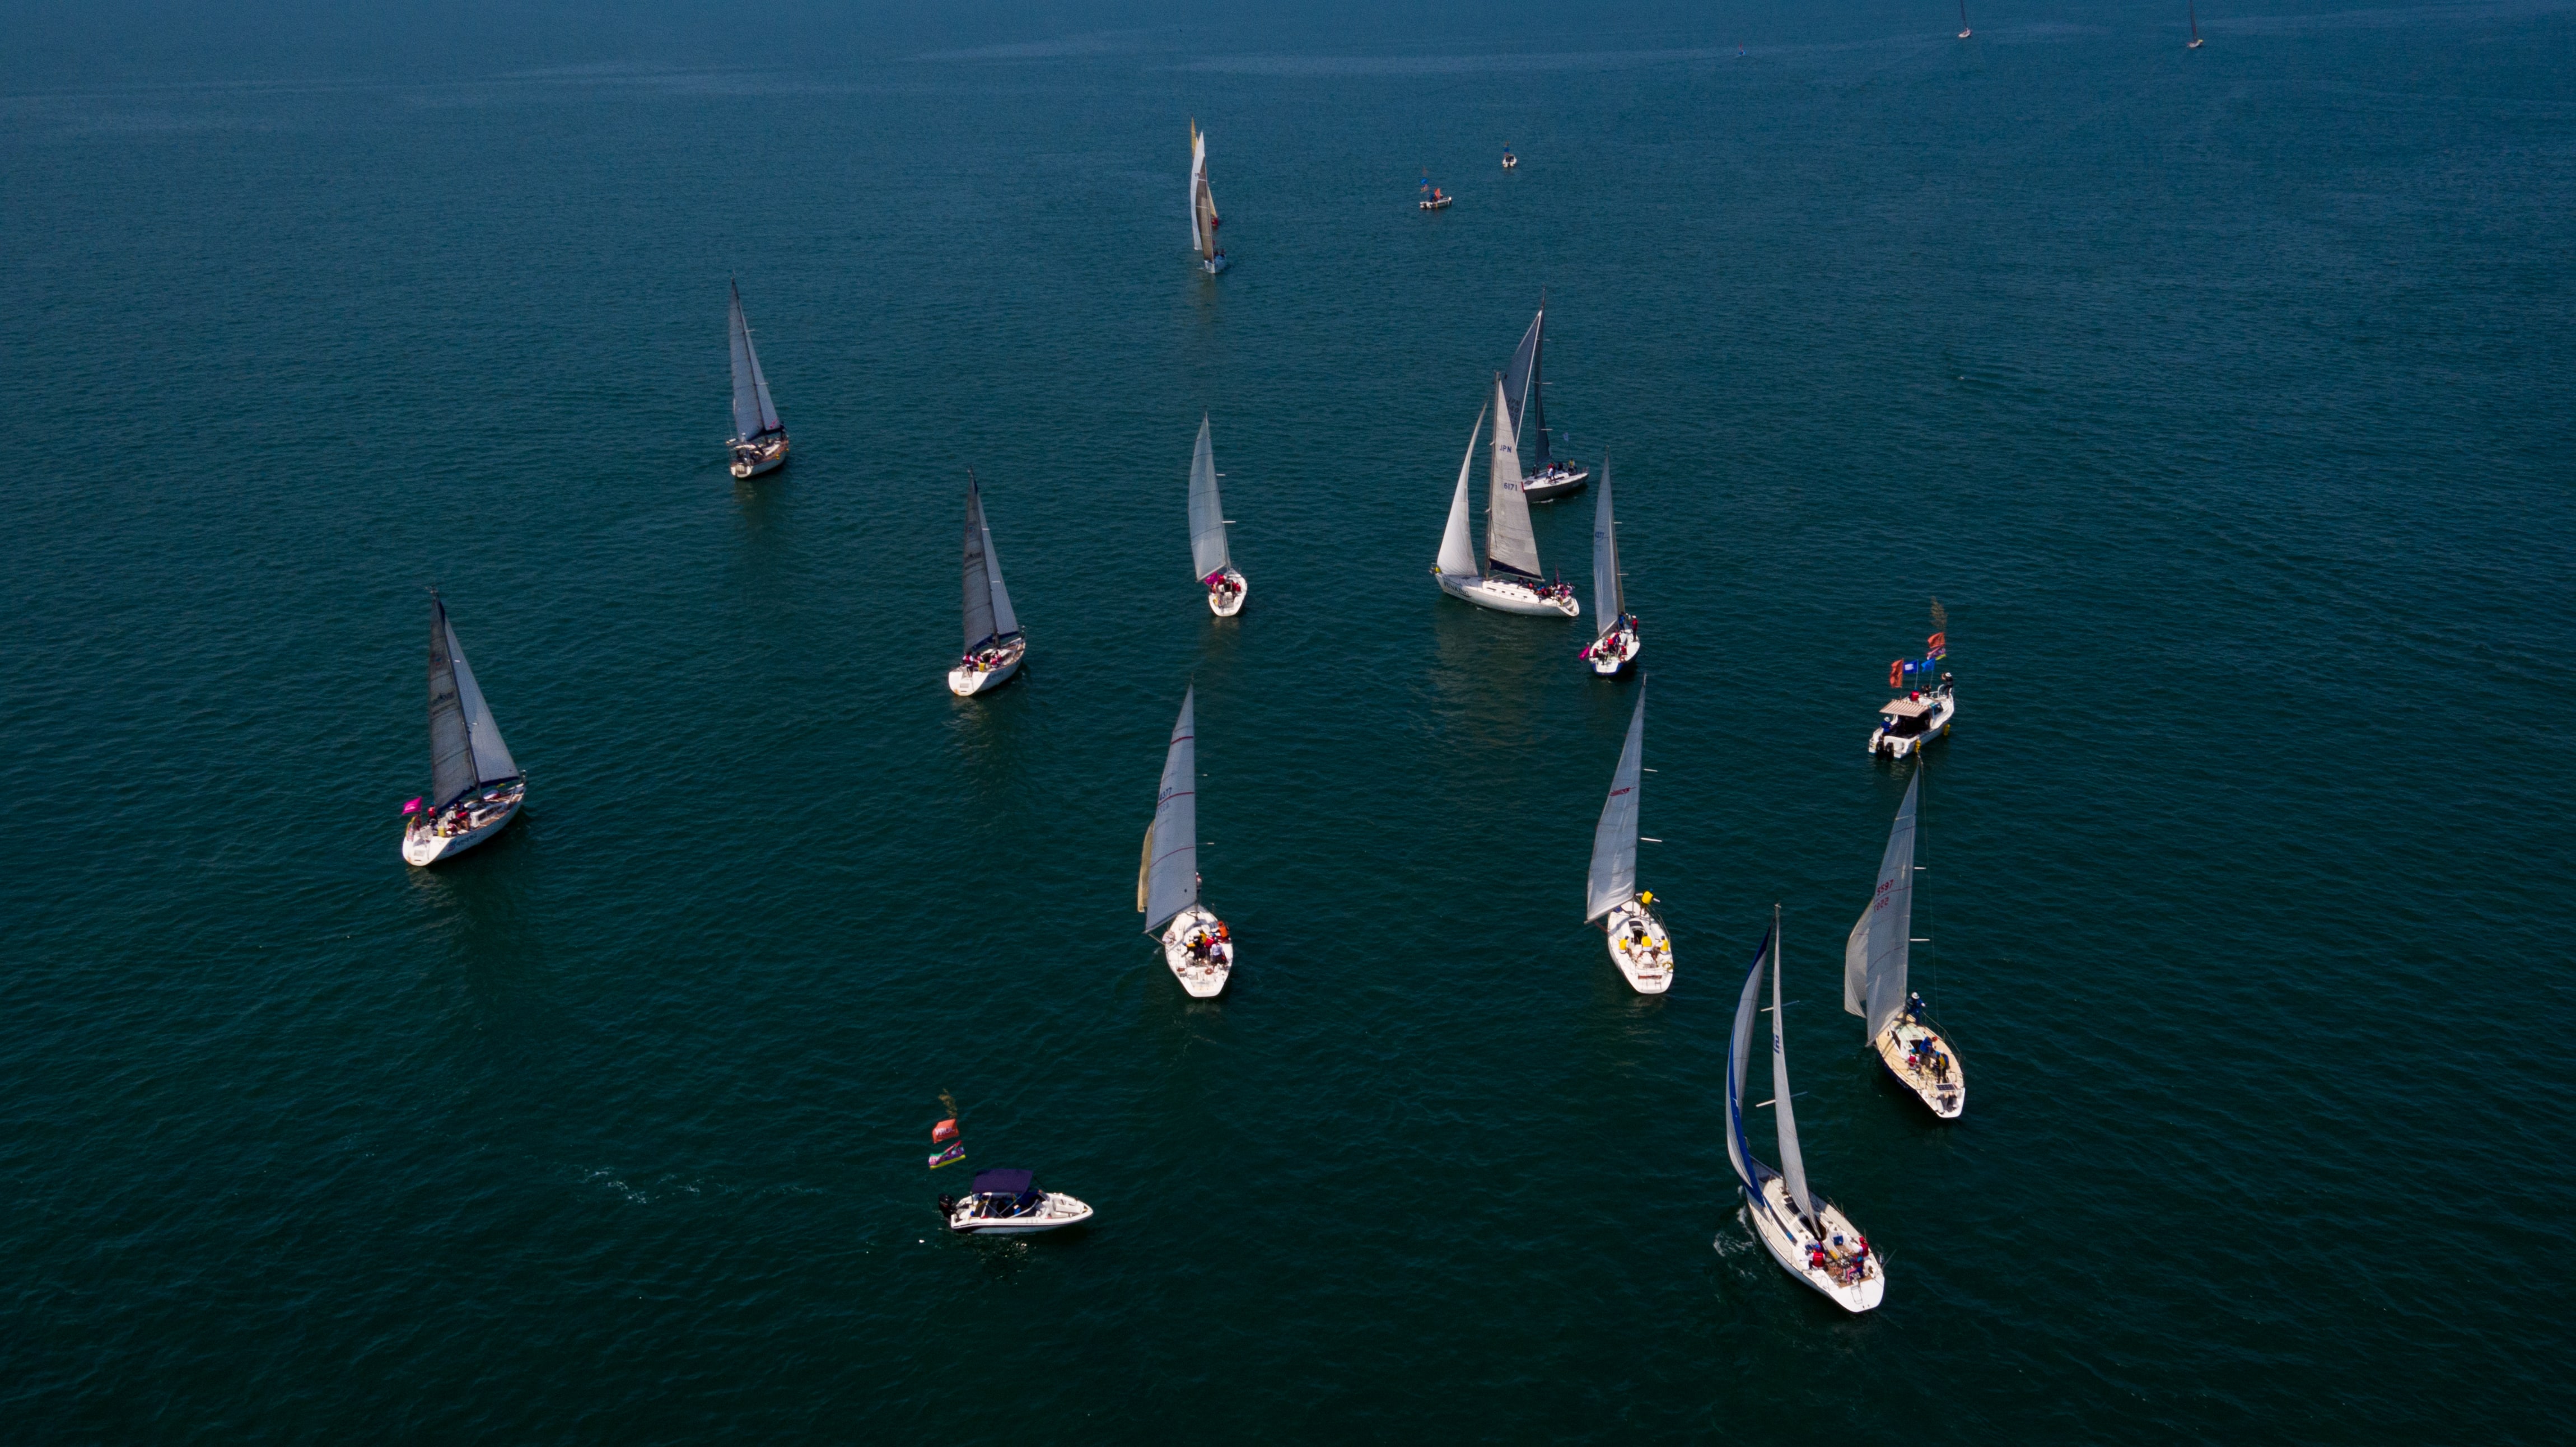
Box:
5 3 2573 1439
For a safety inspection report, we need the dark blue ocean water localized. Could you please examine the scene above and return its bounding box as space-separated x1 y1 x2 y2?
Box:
6 2 2574 1439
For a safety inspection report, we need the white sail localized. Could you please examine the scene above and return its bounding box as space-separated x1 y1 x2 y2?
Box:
1189 123 1208 253
1483 373 1542 579
1501 300 1551 469
1585 684 1645 922
1142 688 1200 931
1590 458 1622 623
443 613 518 787
727 282 782 440
981 492 1019 638
1772 912 1817 1226
1188 415 1230 578
1436 402 1485 579
1845 771 1921 1044
1725 922 1774 1195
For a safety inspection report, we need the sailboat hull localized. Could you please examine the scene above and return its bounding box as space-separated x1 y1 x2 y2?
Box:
1585 626 1641 676
949 640 1027 697
1742 1178 1886 1313
730 435 790 480
1603 898 1673 993
1207 568 1248 617
1520 464 1590 502
1160 905 1233 997
1874 1020 1964 1118
402 790 524 867
1439 573 1580 617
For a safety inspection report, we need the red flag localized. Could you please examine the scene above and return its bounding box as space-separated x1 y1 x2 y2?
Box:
931 1118 959 1144
1926 632 1946 652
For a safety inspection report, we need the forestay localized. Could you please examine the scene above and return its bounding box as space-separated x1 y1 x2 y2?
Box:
1591 458 1622 622
1188 416 1230 577
1483 374 1542 579
1772 915 1817 1226
1437 403 1486 580
1141 688 1200 931
1500 301 1552 470
727 283 782 441
1844 770 1920 1044
1585 685 1646 922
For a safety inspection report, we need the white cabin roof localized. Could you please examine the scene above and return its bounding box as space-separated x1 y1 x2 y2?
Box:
1882 698 1932 718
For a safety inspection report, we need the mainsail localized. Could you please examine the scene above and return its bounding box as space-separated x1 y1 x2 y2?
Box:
1436 402 1486 579
1188 415 1230 578
1726 922 1778 1197
1189 122 1220 263
1585 684 1645 922
1501 299 1552 470
427 594 517 810
1845 770 1921 1044
727 282 782 441
960 475 1020 650
1590 458 1622 623
1771 910 1817 1227
1141 688 1200 931
1483 373 1542 579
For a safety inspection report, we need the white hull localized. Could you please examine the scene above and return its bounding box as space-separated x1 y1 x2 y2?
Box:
1603 898 1673 994
946 1191 1095 1235
730 435 789 479
1207 568 1248 617
402 788 524 867
1585 624 1641 676
1521 464 1590 502
1161 904 1233 998
1742 1178 1886 1313
1437 572 1580 618
1420 197 1452 211
949 638 1027 697
1868 691 1956 759
1875 1019 1964 1119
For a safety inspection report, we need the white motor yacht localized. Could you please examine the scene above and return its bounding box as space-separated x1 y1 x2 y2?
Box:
1868 679 1954 759
940 1170 1095 1236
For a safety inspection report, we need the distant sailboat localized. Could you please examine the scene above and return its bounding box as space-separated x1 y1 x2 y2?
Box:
1189 120 1229 274
1580 459 1640 675
1429 378 1580 617
1723 908 1887 1312
402 592 526 866
1501 147 1519 170
1502 296 1589 501
726 281 789 479
2188 0 2205 46
1189 416 1247 615
948 473 1026 696
1140 686 1232 997
1586 684 1672 993
1846 768 1963 1118
1958 0 1973 37
1418 174 1453 211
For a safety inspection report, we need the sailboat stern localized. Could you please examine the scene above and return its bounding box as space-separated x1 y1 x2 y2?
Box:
948 635 1028 697
1746 1178 1887 1313
1603 898 1674 993
1874 1018 1964 1119
730 433 790 479
1206 567 1248 617
401 780 526 867
1160 905 1234 997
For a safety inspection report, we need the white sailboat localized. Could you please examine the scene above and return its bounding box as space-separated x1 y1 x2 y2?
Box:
1189 120 1228 275
1846 769 1962 1118
1580 458 1640 675
726 281 789 479
948 473 1026 696
402 592 526 867
1723 909 1887 1313
1586 684 1672 993
1502 297 1589 501
1140 687 1231 997
1429 378 1580 617
1188 416 1247 615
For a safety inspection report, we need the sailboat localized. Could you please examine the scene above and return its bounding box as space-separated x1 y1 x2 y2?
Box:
948 473 1026 696
1502 297 1589 501
1501 147 1518 170
726 281 789 479
1957 0 1973 37
1580 458 1640 675
1189 120 1229 275
1139 686 1232 997
1188 416 1247 616
1846 769 1963 1118
1586 684 1672 993
1723 909 1887 1313
402 592 526 867
1429 377 1581 617
1418 175 1453 211
2188 1 2205 46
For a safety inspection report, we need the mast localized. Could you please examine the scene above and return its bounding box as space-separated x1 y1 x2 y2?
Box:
1585 684 1646 922
1141 688 1200 932
1188 415 1230 579
1436 402 1485 579
1844 769 1921 1044
1772 903 1817 1229
1482 373 1542 580
1590 457 1622 624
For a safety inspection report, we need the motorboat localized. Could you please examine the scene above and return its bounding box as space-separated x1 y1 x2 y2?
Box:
1847 769 1963 1118
949 473 1028 697
940 1169 1094 1235
1502 295 1590 501
1430 381 1581 618
1418 176 1453 211
1140 688 1233 998
1868 640 1954 758
1580 459 1640 676
1586 684 1673 994
403 592 526 866
1190 120 1230 274
1721 909 1887 1312
1501 148 1518 170
725 281 790 479
1187 416 1248 617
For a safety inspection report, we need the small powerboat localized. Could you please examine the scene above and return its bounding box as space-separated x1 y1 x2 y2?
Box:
1501 148 1518 170
940 1169 1094 1236
1868 679 1954 760
1418 176 1453 211
1161 904 1235 998
1520 460 1591 502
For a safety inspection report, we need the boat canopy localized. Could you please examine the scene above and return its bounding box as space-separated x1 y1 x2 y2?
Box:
971 1169 1033 1196
1880 698 1931 718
